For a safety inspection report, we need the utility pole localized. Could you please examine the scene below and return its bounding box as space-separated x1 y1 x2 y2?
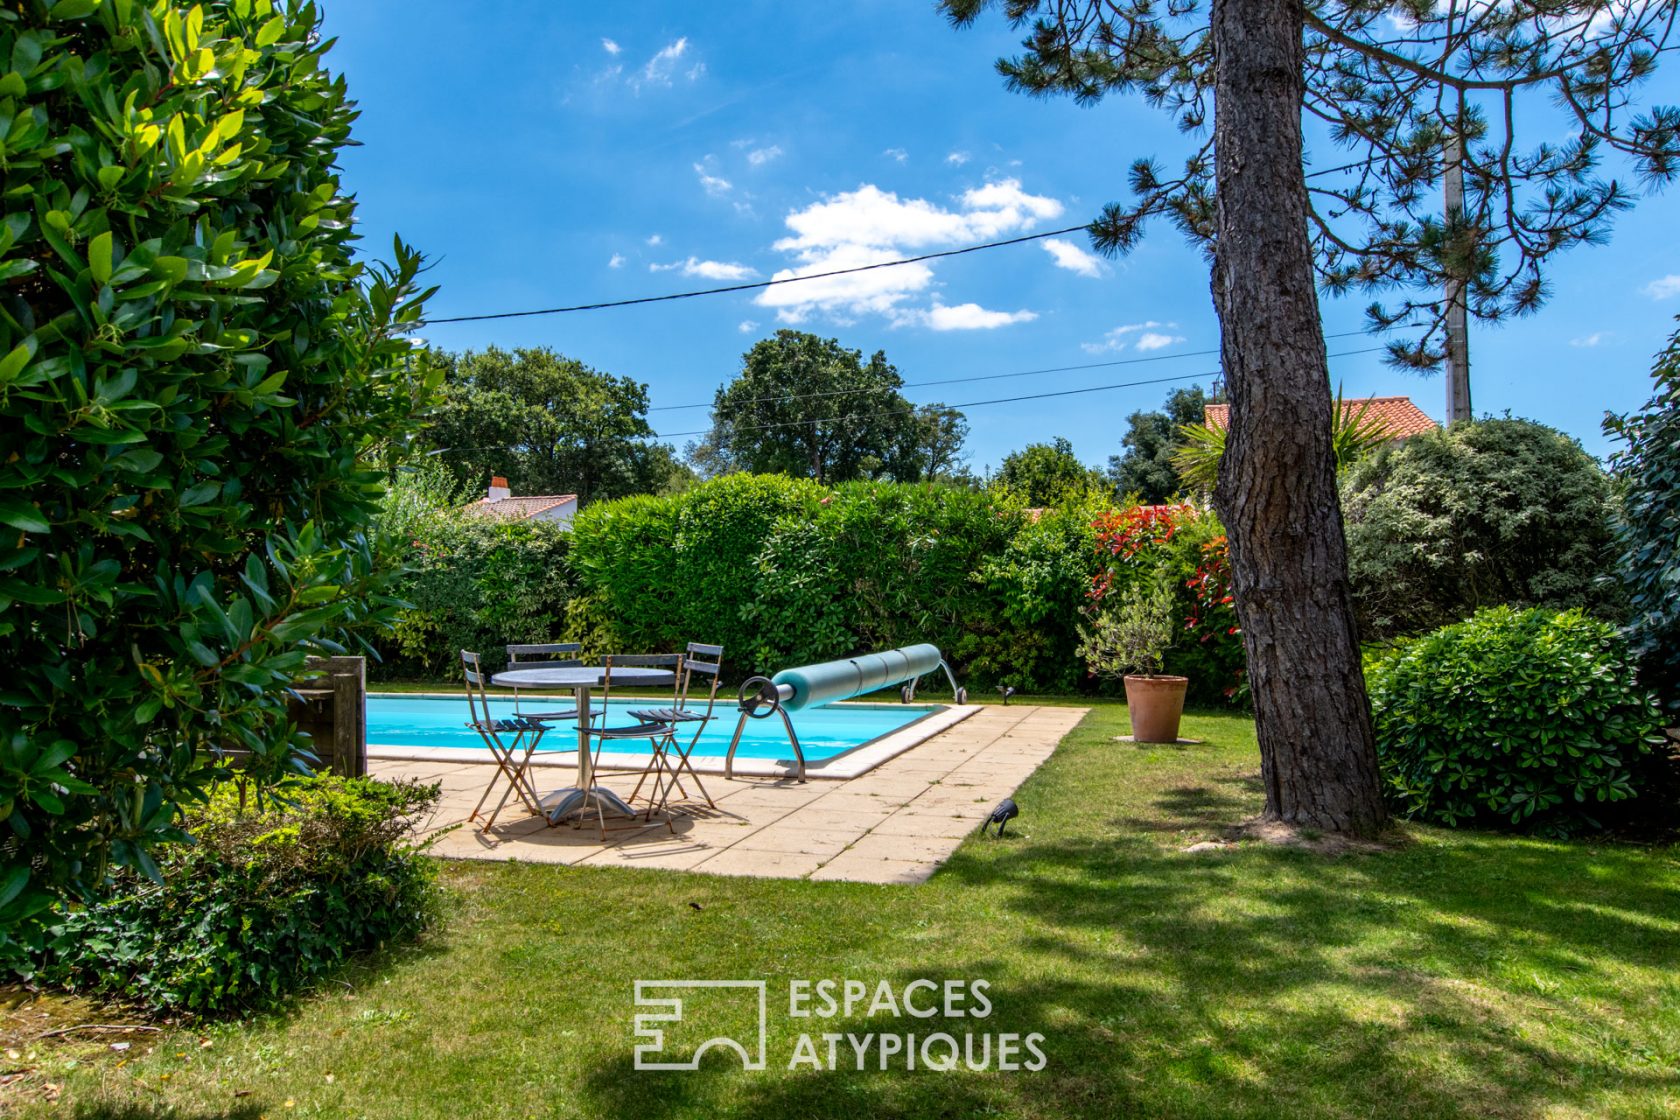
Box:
1443 100 1473 424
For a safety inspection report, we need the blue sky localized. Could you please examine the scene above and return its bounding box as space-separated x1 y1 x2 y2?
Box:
322 1 1680 473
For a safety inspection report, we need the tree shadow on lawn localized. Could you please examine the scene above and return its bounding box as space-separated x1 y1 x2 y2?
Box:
574 827 1678 1119
65 1105 264 1120
1113 774 1265 834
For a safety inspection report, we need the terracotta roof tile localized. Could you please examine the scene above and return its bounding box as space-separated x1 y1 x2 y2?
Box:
463 494 577 521
1203 396 1438 438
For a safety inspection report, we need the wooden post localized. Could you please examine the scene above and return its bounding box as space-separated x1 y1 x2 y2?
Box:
288 656 367 777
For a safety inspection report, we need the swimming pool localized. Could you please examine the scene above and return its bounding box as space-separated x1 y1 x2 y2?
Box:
365 694 964 777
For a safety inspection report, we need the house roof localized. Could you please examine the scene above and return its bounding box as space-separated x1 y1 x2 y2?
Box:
1203 396 1438 438
464 494 578 521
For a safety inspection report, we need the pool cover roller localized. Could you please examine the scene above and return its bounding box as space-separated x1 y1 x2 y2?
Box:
725 645 967 781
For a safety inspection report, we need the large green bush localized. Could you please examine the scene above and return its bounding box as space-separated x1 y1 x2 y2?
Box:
564 475 1097 690
1606 320 1680 711
1341 419 1622 638
963 495 1105 692
568 473 825 670
0 1 437 952
1366 607 1662 835
380 515 574 680
32 775 440 1014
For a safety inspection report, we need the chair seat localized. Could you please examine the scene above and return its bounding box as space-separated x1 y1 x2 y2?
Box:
521 708 579 722
627 707 707 723
592 722 673 740
470 717 545 734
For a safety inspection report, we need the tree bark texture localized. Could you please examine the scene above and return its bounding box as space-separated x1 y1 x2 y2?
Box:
1208 0 1388 837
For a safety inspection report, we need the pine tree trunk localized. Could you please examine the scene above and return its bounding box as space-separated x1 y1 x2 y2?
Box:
1208 0 1387 837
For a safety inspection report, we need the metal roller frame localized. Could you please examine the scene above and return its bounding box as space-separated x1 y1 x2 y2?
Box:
723 653 967 781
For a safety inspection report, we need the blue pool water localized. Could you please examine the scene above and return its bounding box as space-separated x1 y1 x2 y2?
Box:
366 695 940 762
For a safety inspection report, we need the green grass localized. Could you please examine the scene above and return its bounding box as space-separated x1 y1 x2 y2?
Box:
10 704 1680 1119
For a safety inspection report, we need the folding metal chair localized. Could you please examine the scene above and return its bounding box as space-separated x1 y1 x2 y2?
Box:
629 642 724 811
573 655 680 840
461 650 548 832
504 642 582 724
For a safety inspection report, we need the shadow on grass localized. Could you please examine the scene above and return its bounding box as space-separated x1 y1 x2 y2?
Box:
572 809 1679 1120
67 1104 265 1120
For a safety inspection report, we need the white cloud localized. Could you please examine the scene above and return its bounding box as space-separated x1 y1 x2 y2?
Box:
694 162 732 197
1042 238 1103 278
601 38 621 55
607 253 626 269
747 144 783 167
1083 321 1184 354
738 319 759 333
914 302 1038 331
883 147 909 163
1135 331 1184 352
1570 331 1610 347
755 179 1061 326
650 257 758 281
635 37 692 89
946 150 971 166
646 233 664 246
1644 274 1680 300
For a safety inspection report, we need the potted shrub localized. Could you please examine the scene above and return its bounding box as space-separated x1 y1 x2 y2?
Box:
1080 578 1190 743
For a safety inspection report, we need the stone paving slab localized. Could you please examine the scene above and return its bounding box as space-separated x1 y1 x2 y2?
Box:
371 704 1086 885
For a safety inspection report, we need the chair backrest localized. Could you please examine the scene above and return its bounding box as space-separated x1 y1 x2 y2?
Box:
599 653 682 712
461 650 494 727
676 642 725 718
506 642 583 672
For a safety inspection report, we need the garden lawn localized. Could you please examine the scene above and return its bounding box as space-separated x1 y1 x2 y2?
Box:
9 702 1679 1119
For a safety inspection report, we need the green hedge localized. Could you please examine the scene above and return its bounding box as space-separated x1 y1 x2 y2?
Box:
31 776 441 1015
1366 607 1663 835
567 475 1100 690
373 475 1250 697
378 513 575 680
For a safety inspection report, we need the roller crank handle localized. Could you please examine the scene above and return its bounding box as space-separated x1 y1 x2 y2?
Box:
737 676 791 719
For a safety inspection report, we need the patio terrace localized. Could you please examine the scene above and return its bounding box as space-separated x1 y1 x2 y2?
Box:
373 703 1087 883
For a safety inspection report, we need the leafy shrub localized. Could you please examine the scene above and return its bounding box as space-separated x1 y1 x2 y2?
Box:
1086 503 1247 702
1342 419 1622 638
568 473 824 670
1606 320 1680 711
1079 577 1176 678
379 511 575 680
0 1 438 953
565 475 1084 690
1366 607 1662 835
32 776 441 1015
962 494 1103 692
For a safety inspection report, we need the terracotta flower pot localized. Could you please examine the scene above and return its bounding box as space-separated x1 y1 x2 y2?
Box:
1123 675 1189 743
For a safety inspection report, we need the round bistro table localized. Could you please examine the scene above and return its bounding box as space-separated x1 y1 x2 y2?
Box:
490 665 676 824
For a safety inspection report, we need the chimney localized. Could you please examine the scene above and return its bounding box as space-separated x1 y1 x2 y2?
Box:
487 475 511 502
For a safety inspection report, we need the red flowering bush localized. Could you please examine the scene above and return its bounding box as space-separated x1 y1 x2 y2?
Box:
1086 504 1247 703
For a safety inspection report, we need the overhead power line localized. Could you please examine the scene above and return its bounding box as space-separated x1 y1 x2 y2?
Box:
417 152 1405 328
421 224 1090 325
648 328 1387 412
651 345 1389 441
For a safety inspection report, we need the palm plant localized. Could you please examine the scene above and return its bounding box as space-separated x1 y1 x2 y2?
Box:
1172 387 1397 493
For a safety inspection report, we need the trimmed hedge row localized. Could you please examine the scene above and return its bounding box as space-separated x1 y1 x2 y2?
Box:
379 513 575 681
373 473 1249 698
566 475 1106 692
